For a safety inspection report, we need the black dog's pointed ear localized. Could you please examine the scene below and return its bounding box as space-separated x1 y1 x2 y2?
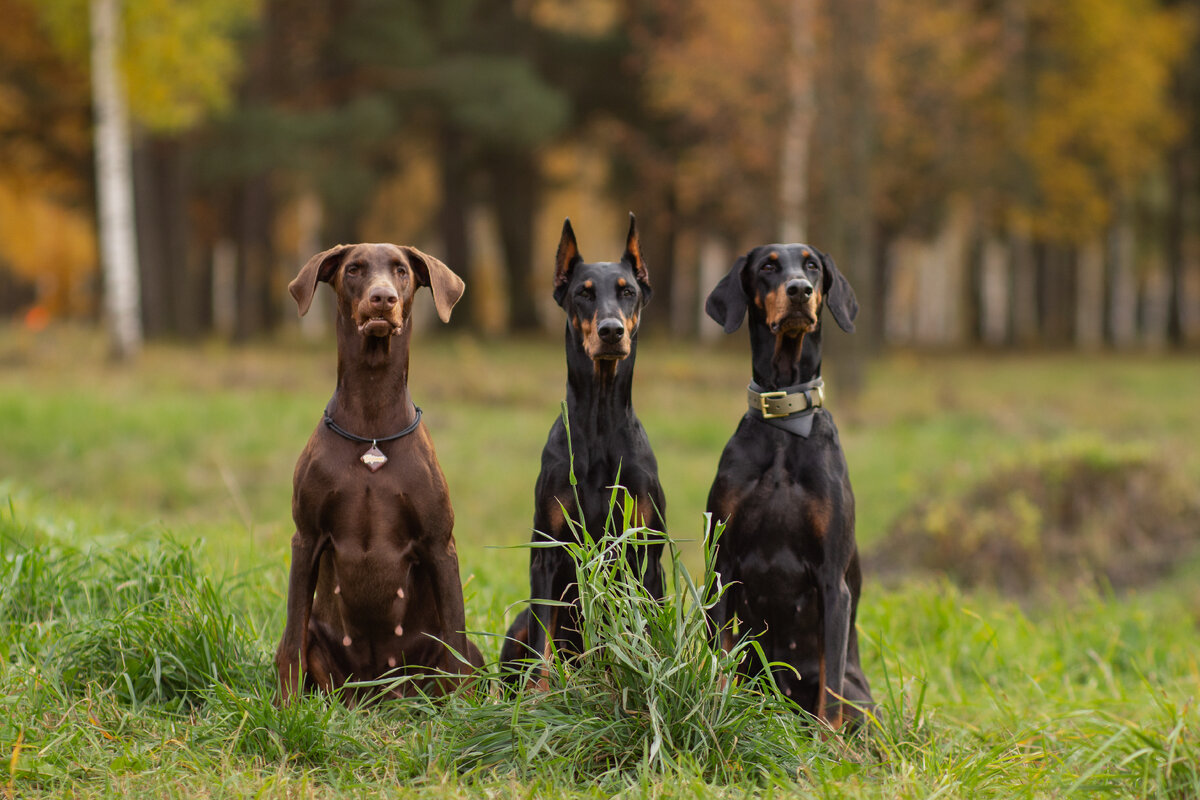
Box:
553 218 582 307
820 250 858 333
289 244 351 316
624 212 652 303
705 249 753 334
402 246 465 323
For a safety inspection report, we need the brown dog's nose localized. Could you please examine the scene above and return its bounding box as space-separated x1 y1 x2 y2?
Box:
786 279 814 300
597 318 624 343
369 285 399 312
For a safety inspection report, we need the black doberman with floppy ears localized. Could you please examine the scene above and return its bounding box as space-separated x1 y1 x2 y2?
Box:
500 214 666 683
703 242 872 729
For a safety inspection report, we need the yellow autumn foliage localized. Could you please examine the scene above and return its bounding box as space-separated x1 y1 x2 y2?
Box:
30 0 261 133
0 176 96 314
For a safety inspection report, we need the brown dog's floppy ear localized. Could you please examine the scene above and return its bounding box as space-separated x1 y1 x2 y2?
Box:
289 244 351 316
553 218 583 307
403 246 465 323
819 250 858 333
705 249 754 334
623 212 652 303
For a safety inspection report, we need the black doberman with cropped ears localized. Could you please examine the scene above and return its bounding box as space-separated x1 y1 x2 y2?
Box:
500 214 666 683
703 243 872 729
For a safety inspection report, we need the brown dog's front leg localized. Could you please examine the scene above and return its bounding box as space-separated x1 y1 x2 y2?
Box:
424 540 475 678
275 530 323 703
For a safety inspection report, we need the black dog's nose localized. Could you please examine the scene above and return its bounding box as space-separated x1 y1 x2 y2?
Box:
786 279 814 300
597 318 624 344
369 285 399 310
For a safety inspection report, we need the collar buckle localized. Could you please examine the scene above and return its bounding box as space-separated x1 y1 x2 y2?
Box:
758 390 789 419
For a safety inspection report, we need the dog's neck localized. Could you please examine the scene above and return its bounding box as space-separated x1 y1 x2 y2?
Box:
330 315 416 435
563 323 638 438
750 316 822 389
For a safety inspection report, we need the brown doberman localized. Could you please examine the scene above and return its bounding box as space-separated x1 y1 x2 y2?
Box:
275 242 482 704
703 242 872 729
499 215 666 684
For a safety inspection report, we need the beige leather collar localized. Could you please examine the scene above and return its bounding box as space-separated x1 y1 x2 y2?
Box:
747 379 824 419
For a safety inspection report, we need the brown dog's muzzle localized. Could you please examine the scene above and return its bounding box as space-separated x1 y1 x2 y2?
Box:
357 280 405 337
765 278 819 336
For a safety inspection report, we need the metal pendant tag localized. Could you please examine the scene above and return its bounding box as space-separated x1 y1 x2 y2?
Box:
360 444 387 472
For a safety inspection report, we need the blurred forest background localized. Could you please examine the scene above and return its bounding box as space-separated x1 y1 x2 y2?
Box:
2 0 1198 358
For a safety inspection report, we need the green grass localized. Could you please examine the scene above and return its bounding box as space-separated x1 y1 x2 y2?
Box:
1 324 1199 797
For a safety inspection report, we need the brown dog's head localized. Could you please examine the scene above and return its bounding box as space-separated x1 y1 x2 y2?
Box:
704 243 856 337
288 243 465 336
553 213 652 365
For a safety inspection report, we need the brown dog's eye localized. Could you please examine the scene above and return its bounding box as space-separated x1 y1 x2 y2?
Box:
346 263 362 277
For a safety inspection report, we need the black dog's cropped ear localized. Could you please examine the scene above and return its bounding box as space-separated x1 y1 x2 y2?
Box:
553 218 583 307
624 212 652 303
820 250 858 333
402 246 465 323
289 244 351 316
705 249 754 334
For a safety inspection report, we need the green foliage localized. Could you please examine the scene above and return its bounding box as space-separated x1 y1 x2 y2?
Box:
431 56 569 148
30 0 261 132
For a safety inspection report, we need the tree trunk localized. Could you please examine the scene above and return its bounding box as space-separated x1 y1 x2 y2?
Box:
1009 228 1038 345
821 0 875 398
233 174 274 341
697 234 730 342
438 125 473 330
90 0 141 359
980 238 1010 346
1107 202 1138 349
779 0 816 243
295 190 329 339
488 149 540 331
1074 239 1105 349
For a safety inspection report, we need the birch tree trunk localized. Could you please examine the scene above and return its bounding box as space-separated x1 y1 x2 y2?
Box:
779 0 816 243
90 0 142 360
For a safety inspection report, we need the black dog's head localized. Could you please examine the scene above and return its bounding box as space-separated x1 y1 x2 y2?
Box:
554 213 652 366
289 242 465 338
705 243 856 338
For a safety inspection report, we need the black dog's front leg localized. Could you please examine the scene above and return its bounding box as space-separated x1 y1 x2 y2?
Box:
821 575 853 728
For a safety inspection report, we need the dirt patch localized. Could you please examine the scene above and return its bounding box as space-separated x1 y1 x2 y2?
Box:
866 441 1200 598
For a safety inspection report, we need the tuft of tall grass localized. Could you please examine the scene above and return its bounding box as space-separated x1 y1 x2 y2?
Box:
1 527 265 711
460 482 832 787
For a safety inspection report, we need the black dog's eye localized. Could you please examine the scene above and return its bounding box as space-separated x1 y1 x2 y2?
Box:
805 259 818 271
622 286 637 298
761 261 778 273
578 286 595 299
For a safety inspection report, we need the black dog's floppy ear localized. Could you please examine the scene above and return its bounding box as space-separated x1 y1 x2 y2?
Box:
553 218 583 307
289 244 351 316
819 250 858 333
705 249 753 334
623 212 652 303
402 246 465 323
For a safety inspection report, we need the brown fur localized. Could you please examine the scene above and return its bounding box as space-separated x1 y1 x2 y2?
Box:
275 243 481 705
